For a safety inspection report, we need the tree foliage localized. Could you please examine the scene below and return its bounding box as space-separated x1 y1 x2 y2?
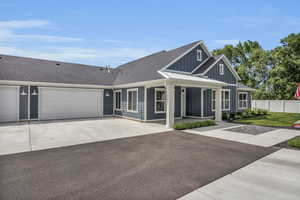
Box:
212 33 300 100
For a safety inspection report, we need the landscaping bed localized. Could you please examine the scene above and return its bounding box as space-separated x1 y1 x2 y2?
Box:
173 120 216 130
276 136 300 150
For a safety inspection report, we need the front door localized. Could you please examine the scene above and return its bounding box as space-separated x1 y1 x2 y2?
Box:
181 87 186 118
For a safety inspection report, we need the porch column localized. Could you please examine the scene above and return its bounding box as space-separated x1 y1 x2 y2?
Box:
166 82 175 128
215 88 222 121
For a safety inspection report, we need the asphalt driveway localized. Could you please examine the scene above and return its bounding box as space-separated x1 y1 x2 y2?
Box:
0 131 276 200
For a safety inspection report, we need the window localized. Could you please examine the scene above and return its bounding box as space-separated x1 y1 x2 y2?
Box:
238 92 248 109
155 88 166 113
127 88 138 112
196 49 203 61
212 90 216 111
114 90 121 110
219 64 224 75
222 90 230 110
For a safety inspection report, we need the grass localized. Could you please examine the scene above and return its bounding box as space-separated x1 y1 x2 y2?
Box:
288 136 300 148
234 112 300 127
173 120 216 130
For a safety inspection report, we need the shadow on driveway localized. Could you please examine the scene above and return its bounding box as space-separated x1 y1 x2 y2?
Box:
0 131 276 200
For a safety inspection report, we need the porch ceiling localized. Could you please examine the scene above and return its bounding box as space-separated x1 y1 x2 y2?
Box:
159 71 227 88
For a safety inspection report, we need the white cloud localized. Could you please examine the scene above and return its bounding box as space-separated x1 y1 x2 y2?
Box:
0 20 83 43
214 40 239 45
0 20 49 29
0 46 153 65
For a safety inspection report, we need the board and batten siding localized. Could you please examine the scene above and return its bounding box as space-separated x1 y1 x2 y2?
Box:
204 59 237 84
114 87 145 120
167 44 209 73
146 86 181 120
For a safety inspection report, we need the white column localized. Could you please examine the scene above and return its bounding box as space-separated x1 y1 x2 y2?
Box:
215 88 222 121
166 82 175 128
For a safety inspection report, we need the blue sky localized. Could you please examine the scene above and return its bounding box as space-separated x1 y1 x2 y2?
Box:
0 0 299 67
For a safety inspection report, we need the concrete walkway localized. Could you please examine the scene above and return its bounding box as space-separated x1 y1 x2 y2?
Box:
179 148 300 200
0 118 167 155
184 122 300 147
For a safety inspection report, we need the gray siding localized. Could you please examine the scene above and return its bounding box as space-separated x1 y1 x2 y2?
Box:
167 44 209 73
104 89 113 115
147 86 181 120
204 59 237 84
114 87 144 120
203 89 213 117
19 86 28 120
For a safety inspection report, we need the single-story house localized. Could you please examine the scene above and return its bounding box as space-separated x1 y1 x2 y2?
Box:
0 40 255 127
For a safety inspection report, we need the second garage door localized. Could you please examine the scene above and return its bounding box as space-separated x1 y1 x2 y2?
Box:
0 86 19 122
39 87 103 120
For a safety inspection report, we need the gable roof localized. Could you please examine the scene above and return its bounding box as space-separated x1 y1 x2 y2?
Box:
193 55 241 81
0 41 240 86
237 82 256 91
113 41 201 85
0 54 118 86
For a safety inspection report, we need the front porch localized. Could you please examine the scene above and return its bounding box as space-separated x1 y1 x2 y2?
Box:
145 72 226 128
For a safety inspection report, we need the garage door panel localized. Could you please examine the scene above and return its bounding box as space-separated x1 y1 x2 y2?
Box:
40 87 102 120
0 86 19 122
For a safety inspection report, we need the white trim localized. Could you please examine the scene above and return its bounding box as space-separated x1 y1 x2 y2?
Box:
190 57 210 74
164 69 192 75
0 80 111 89
196 49 203 62
114 90 122 111
201 89 205 117
144 87 147 120
154 88 166 114
222 89 231 111
219 63 224 75
28 85 30 120
115 79 165 89
238 91 248 109
201 55 224 75
237 87 256 92
212 89 216 111
126 88 138 113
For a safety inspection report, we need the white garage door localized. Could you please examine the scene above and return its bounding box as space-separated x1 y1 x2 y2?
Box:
0 86 19 122
39 87 103 120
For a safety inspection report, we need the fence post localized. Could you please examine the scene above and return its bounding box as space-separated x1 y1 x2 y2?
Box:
282 100 285 113
268 100 270 111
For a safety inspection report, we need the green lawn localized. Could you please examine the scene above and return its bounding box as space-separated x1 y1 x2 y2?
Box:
234 112 300 127
288 137 300 148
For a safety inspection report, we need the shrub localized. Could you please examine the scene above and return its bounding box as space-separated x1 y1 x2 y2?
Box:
173 120 216 130
222 112 230 120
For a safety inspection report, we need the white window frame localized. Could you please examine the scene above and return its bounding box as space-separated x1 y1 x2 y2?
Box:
219 63 224 75
222 89 230 111
114 90 122 111
212 89 216 111
238 92 248 109
196 49 203 62
127 88 138 113
155 88 166 114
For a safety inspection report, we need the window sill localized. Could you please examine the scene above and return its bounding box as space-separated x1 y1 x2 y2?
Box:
127 110 138 113
155 111 166 114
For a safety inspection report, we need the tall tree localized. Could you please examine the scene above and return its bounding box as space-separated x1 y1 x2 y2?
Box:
212 41 272 89
268 33 300 99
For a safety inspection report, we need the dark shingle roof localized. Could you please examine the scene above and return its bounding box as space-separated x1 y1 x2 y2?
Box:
113 41 200 85
0 41 200 86
193 55 222 74
0 55 118 85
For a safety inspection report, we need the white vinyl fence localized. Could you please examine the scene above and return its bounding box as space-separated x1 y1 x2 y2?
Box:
252 100 300 113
